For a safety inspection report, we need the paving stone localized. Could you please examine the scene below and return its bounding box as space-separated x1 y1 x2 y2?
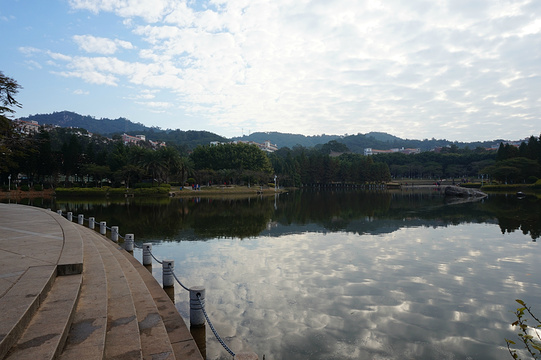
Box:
101 239 175 360
60 232 107 360
0 204 204 360
4 273 82 360
119 247 204 360
88 232 143 360
0 265 56 360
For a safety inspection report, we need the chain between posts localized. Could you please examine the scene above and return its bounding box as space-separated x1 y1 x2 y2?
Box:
197 293 236 357
147 247 237 358
149 250 163 264
55 208 241 359
169 263 190 291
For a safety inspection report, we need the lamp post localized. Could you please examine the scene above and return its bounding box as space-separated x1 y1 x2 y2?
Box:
274 175 277 192
8 174 11 191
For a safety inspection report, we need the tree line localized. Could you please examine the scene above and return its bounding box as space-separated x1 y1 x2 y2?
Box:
1 124 396 188
2 72 540 189
479 136 541 184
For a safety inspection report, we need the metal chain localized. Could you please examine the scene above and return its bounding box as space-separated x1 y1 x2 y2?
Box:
197 294 236 358
149 249 163 264
169 264 190 291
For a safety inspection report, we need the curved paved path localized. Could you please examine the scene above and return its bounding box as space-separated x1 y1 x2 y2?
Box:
0 203 203 360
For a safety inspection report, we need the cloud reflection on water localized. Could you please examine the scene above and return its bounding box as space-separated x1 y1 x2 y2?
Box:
145 222 540 359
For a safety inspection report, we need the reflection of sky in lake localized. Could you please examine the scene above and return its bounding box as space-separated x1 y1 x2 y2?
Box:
140 223 540 359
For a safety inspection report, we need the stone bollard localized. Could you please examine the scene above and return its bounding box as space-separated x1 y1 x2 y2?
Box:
142 243 152 266
89 217 95 229
67 212 73 222
124 233 134 251
100 221 107 235
57 210 63 216
234 353 259 360
78 214 84 225
189 287 206 327
191 325 206 359
111 226 119 242
162 260 175 288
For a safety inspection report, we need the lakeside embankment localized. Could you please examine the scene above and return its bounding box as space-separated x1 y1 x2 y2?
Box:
0 185 288 200
2 181 540 200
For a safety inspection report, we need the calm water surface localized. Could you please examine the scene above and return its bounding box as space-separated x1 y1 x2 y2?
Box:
16 189 541 359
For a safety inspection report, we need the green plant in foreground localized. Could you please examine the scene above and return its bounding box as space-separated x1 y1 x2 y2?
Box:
506 299 541 359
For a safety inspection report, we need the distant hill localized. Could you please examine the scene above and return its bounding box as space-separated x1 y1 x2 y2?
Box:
231 132 342 149
20 111 227 150
234 131 499 152
23 111 149 135
21 111 508 153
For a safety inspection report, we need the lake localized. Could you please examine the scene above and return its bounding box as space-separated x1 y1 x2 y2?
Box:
12 188 541 359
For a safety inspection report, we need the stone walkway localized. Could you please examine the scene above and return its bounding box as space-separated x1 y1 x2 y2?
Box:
0 203 203 360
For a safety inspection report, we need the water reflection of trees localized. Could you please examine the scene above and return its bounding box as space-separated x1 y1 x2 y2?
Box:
47 190 541 240
482 195 541 240
55 196 275 240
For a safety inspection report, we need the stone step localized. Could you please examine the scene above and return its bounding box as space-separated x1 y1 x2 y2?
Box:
0 265 57 360
86 231 143 359
99 238 176 360
118 250 204 360
59 229 108 360
4 273 82 360
53 215 84 276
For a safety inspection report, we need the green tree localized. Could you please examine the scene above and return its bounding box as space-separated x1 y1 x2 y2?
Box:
0 72 30 182
178 156 194 184
115 164 144 188
320 140 350 155
190 143 273 184
157 146 181 183
0 71 22 119
82 164 111 187
139 149 168 185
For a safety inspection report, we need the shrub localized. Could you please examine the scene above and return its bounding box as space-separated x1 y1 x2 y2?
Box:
527 176 539 184
135 182 152 188
460 182 482 188
20 185 30 191
33 184 43 191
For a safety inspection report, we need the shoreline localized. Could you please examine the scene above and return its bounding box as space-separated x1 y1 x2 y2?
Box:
1 183 537 201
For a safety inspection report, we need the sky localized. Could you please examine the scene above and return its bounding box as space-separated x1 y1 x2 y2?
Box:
1 0 541 142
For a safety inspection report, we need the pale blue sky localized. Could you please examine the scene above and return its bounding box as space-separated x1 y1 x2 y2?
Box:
2 0 540 141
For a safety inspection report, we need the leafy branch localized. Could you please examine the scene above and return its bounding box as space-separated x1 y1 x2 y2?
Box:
506 299 541 359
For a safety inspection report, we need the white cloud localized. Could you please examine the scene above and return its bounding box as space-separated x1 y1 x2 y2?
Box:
69 0 177 22
136 100 173 108
73 35 134 55
51 0 541 140
19 46 42 56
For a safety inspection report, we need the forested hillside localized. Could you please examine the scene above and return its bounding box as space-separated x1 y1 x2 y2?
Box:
23 111 149 134
20 111 227 150
22 111 510 153
231 132 341 148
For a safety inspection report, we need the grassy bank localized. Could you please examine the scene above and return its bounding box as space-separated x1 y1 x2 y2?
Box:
170 185 288 197
55 185 171 197
52 184 288 198
481 184 541 192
